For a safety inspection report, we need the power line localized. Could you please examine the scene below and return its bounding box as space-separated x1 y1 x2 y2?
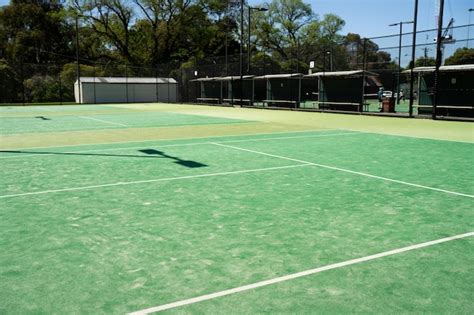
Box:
368 23 473 40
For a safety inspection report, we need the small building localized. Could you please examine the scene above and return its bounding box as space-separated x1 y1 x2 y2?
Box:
253 73 303 108
408 64 474 117
305 70 378 112
74 77 177 104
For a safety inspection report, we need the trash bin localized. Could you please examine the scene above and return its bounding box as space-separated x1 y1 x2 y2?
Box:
382 97 395 113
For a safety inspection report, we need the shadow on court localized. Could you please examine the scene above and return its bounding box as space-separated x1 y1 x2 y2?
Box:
0 149 208 168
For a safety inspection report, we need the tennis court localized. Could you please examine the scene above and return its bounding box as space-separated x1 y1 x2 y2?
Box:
1 104 473 314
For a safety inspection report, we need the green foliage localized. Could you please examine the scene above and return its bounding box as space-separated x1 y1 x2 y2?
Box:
24 75 61 102
444 48 474 65
0 59 20 103
59 63 104 101
0 0 72 63
415 57 436 67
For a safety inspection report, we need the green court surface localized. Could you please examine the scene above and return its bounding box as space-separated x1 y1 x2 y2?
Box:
0 104 473 314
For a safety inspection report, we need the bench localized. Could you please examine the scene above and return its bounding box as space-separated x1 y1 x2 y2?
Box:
196 97 220 104
222 98 251 105
262 99 298 108
318 101 369 112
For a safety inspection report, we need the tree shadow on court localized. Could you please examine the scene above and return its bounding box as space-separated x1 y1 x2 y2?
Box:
0 149 208 168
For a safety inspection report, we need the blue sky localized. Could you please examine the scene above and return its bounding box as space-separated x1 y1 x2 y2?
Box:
249 0 474 38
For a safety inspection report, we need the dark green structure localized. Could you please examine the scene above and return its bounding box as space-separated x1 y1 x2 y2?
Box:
253 73 303 108
191 77 222 103
306 70 378 112
412 65 474 118
216 76 255 105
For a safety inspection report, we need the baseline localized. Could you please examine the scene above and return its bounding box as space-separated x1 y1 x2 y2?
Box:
78 116 129 127
129 232 474 314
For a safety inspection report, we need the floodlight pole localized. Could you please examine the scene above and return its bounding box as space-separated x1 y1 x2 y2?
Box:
389 20 413 105
433 0 445 120
326 50 332 71
248 6 268 74
409 0 419 118
468 9 474 48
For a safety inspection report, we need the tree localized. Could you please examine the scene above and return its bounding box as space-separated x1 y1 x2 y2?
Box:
414 56 436 67
343 33 397 71
301 14 346 71
0 0 72 63
255 0 314 65
73 0 137 64
0 59 20 102
444 48 474 65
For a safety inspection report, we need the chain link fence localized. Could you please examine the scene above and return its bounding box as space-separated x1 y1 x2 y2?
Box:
1 24 472 119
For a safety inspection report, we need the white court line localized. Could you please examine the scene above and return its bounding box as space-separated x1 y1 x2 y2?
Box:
341 128 474 144
129 231 474 314
0 128 340 151
40 107 56 112
213 143 474 199
0 132 361 160
0 164 310 199
78 115 128 127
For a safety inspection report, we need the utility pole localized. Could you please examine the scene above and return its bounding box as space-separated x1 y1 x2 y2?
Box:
408 0 419 118
433 0 445 119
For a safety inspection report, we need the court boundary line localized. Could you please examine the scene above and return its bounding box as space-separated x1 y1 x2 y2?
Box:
1 116 254 134
0 128 339 151
78 115 129 127
0 132 361 160
129 231 474 314
213 143 474 199
338 128 474 144
0 164 311 199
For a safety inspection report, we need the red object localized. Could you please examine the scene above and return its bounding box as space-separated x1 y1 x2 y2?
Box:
382 98 395 113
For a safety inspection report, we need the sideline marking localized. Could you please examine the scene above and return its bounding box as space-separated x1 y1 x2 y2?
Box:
0 128 339 151
129 232 474 314
78 115 128 127
0 132 360 160
0 164 310 199
213 143 474 199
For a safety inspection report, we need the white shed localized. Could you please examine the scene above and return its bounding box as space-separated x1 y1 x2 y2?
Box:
74 77 178 104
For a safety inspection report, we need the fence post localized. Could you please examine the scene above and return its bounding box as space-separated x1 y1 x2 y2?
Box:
361 38 368 113
155 66 159 103
21 62 25 106
93 64 97 104
58 64 63 105
125 64 129 103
